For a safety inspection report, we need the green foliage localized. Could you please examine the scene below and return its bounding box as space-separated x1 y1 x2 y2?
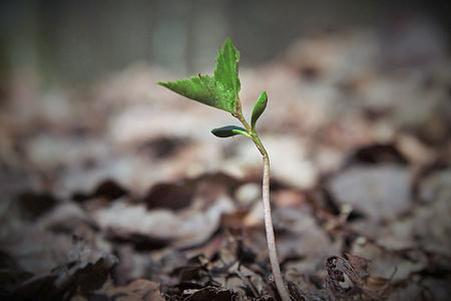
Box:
158 38 240 113
159 37 270 142
158 75 235 112
251 91 268 129
213 38 241 106
211 125 249 138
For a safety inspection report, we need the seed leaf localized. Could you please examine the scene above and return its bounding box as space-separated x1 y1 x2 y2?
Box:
251 91 268 129
211 125 249 138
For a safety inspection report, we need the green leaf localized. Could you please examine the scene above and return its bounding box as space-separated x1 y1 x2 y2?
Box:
158 74 235 113
211 125 249 138
251 91 268 129
158 38 241 114
214 38 241 111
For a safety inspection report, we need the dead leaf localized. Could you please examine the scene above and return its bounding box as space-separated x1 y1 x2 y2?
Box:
328 164 411 221
94 279 164 301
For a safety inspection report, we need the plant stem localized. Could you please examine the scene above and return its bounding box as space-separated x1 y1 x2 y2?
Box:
233 109 291 301
261 154 291 301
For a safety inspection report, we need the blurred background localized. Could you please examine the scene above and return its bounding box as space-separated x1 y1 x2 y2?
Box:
1 0 451 84
1 0 451 190
1 1 451 300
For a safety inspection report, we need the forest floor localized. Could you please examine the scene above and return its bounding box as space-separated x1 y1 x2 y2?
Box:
1 29 451 300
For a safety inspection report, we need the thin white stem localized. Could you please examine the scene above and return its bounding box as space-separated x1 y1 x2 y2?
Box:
262 155 290 301
233 109 290 300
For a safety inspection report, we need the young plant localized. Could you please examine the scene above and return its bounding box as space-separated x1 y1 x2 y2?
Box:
158 38 290 301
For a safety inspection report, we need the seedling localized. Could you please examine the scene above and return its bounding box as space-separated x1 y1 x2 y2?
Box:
158 38 290 301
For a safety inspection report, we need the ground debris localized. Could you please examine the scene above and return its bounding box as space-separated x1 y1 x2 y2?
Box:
1 27 451 300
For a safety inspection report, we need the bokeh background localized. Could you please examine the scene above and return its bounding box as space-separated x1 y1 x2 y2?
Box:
2 0 451 84
1 1 451 300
